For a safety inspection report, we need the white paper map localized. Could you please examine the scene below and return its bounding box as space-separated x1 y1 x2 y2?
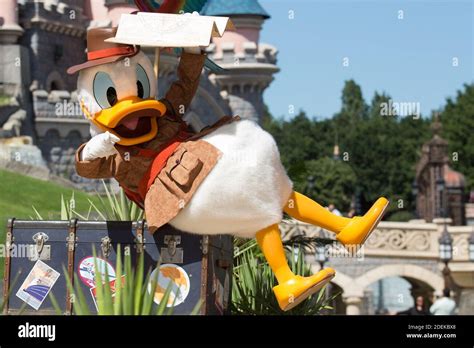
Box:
106 12 234 47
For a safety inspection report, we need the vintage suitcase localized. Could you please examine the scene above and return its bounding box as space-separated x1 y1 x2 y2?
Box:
3 218 233 315
2 219 74 315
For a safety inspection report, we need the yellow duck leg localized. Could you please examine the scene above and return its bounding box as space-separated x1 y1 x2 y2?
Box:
256 191 388 311
256 224 336 311
284 191 389 246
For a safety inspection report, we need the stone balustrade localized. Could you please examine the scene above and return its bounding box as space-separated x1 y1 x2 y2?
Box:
280 219 474 314
280 219 474 263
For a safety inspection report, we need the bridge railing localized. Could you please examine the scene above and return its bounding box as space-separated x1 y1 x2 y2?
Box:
280 219 474 262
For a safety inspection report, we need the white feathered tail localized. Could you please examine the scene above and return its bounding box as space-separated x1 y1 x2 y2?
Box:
169 119 293 238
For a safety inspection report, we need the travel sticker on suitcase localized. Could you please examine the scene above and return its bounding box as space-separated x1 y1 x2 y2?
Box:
90 275 126 311
78 256 116 288
149 264 191 307
16 260 60 310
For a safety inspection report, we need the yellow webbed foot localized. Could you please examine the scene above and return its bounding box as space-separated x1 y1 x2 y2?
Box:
337 197 389 247
273 268 335 311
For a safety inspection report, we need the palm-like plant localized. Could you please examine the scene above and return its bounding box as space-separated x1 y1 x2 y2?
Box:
231 238 339 315
88 181 143 221
32 180 143 222
31 182 339 315
49 248 199 315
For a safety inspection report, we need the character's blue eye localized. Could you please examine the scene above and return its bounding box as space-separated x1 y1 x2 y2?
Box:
93 72 117 109
136 64 150 99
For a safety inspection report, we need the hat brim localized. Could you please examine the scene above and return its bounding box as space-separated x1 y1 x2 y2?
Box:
67 49 139 75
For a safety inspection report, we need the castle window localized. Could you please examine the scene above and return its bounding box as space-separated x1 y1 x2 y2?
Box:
50 81 60 91
46 71 65 91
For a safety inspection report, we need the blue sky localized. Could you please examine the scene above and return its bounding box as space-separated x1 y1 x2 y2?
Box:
259 0 473 120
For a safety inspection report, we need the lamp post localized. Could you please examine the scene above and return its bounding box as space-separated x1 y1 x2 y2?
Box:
439 225 453 265
315 242 330 305
438 224 453 291
468 232 474 262
291 225 304 263
315 244 328 270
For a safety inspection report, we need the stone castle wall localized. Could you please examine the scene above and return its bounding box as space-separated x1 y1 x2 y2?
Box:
0 0 279 191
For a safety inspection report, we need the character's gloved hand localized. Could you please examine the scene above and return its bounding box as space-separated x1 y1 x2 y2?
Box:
183 46 203 54
80 131 120 161
183 12 206 55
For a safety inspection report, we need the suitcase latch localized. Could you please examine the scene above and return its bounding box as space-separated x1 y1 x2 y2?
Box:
101 236 112 259
5 231 13 252
29 232 51 261
161 235 183 264
66 231 76 252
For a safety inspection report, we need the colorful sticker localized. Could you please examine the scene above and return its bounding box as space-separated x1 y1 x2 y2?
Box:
90 275 126 311
16 260 60 310
78 256 115 288
149 264 190 307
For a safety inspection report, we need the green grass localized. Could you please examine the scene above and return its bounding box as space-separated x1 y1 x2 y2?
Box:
0 168 99 227
0 169 102 276
0 95 10 106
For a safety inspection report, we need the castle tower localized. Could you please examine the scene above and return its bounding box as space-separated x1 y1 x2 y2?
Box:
0 0 24 99
414 117 466 225
5 1 91 179
85 0 137 27
201 0 279 123
0 0 24 44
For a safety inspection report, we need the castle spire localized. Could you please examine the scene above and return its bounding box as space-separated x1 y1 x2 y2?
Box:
202 0 278 123
333 131 340 160
333 144 340 160
431 112 442 136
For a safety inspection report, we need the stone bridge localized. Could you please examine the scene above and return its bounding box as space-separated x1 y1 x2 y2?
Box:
280 219 474 315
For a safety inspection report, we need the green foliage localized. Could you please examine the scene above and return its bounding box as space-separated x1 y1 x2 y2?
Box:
88 180 143 221
50 248 200 315
0 168 101 278
295 157 357 212
270 112 321 179
31 180 143 222
32 192 91 221
263 80 440 216
0 168 99 224
0 95 10 106
231 239 338 315
335 79 369 125
387 210 415 222
440 83 474 191
338 91 430 213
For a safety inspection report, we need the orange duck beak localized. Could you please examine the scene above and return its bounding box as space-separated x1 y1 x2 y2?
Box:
81 96 167 146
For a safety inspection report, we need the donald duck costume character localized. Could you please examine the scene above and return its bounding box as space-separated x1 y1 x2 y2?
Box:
69 26 388 311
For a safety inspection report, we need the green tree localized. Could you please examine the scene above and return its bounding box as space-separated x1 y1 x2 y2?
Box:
294 157 357 213
341 93 397 206
440 83 474 191
337 92 429 215
334 80 368 128
263 111 323 179
262 79 450 220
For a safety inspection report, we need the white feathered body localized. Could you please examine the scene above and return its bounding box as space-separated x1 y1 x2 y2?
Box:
169 119 293 238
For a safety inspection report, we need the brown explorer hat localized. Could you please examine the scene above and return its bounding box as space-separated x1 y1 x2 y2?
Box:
67 27 139 75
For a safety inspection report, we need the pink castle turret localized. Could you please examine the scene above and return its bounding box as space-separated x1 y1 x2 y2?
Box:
0 0 23 44
201 0 279 123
